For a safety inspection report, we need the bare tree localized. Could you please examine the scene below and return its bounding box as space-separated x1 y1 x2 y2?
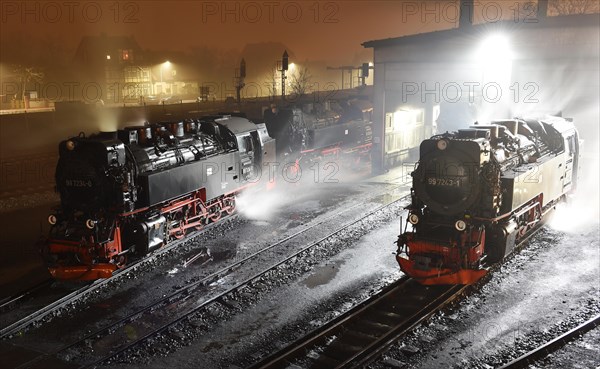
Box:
289 67 313 97
260 66 278 98
514 0 598 19
548 0 599 15
12 65 44 106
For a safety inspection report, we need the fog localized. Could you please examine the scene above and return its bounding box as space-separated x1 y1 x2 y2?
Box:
236 156 369 222
548 154 600 233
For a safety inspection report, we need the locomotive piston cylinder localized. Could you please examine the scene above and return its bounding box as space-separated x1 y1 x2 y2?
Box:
488 219 518 261
137 216 166 255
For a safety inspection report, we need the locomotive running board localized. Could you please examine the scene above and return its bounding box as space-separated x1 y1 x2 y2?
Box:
49 264 117 280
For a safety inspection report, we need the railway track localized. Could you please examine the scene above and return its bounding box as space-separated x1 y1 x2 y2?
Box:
2 183 404 339
499 314 600 369
0 278 54 314
251 277 466 369
10 192 407 368
1 279 102 339
0 214 241 339
249 214 560 368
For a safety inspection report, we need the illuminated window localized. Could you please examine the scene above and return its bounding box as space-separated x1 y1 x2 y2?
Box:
392 109 423 132
122 49 130 61
106 55 111 60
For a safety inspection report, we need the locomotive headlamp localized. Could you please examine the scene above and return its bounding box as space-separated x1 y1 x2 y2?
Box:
86 219 96 229
48 215 57 225
408 213 420 225
437 139 448 150
66 140 75 151
455 220 467 231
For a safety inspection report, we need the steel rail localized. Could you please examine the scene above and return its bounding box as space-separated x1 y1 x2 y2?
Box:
0 214 239 339
59 193 406 356
12 190 406 368
251 279 465 369
0 278 54 314
251 211 557 368
499 314 600 369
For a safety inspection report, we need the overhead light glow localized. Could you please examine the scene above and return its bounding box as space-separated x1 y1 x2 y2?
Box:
392 109 422 132
475 33 514 122
477 34 512 65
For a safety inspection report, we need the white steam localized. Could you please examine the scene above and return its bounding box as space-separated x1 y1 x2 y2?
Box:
548 153 600 233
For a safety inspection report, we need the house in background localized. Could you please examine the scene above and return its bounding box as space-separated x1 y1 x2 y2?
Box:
73 34 152 103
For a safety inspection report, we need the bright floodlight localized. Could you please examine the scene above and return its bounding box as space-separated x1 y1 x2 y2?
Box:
477 34 512 65
476 33 514 124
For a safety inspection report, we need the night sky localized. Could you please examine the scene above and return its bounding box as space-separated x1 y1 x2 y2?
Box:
0 1 474 64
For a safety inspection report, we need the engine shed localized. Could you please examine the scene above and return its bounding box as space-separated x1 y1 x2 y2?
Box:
362 2 599 174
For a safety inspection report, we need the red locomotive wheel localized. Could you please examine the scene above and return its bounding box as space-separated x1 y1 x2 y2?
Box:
224 197 236 215
209 204 222 222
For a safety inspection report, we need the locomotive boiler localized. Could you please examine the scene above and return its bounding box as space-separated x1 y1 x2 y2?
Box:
397 117 580 285
43 115 275 280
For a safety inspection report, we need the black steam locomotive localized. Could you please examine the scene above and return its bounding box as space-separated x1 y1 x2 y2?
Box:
264 102 372 163
397 117 580 285
43 116 275 280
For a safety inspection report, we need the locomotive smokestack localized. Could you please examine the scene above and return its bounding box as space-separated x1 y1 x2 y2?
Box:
459 0 474 28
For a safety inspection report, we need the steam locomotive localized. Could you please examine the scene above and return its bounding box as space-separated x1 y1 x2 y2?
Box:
43 116 275 280
264 102 372 164
397 117 580 285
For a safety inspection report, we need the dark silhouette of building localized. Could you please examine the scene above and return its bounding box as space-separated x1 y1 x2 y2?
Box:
73 34 151 103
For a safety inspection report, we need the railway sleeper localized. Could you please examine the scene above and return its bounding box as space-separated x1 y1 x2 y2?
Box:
342 329 379 344
320 343 361 362
309 353 341 369
327 339 364 354
368 309 405 324
353 319 392 334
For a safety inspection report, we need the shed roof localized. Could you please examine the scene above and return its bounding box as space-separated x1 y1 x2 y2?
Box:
362 14 599 49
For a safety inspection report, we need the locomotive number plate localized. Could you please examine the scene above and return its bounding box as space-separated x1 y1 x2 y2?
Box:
65 179 93 187
427 177 461 187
